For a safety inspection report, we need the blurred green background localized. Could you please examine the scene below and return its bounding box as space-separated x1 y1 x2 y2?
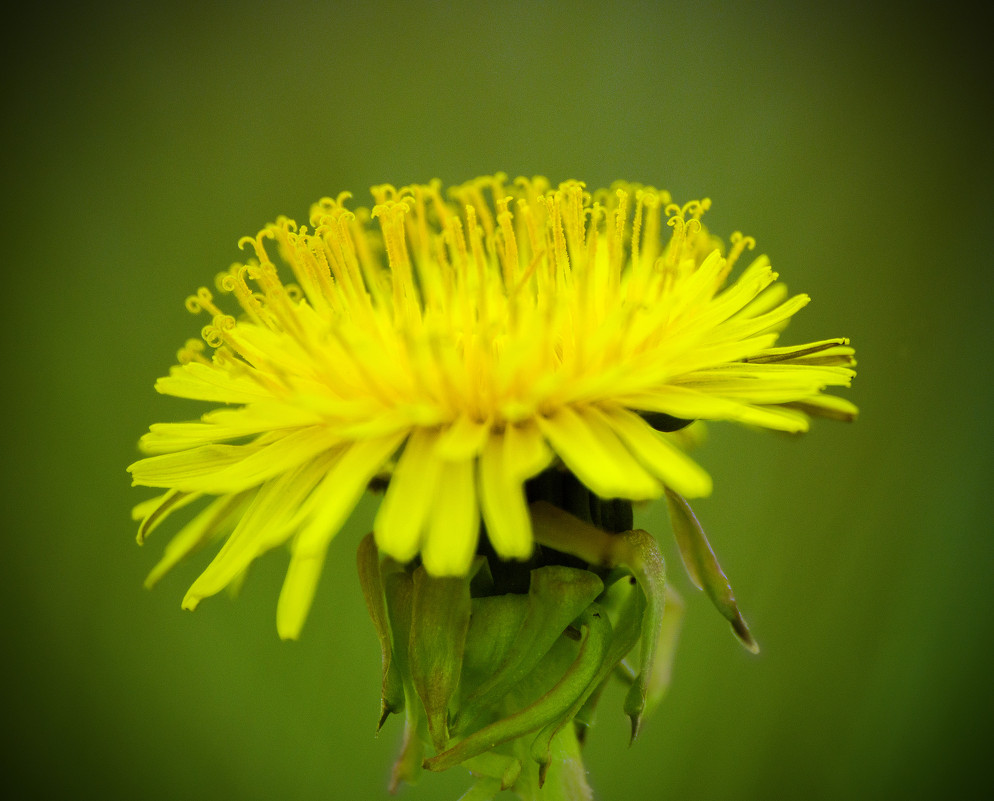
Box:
4 1 991 799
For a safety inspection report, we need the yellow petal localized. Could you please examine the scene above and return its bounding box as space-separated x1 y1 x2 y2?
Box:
537 406 661 500
182 457 332 609
706 257 777 322
129 444 258 492
133 489 202 544
155 362 270 404
374 429 442 563
422 459 480 576
504 421 554 480
434 415 492 461
594 406 712 499
144 493 248 588
129 427 340 494
478 433 533 559
624 387 810 433
744 338 853 365
139 404 323 455
718 293 810 340
294 431 408 558
783 394 860 422
276 434 405 640
729 274 789 319
276 548 327 641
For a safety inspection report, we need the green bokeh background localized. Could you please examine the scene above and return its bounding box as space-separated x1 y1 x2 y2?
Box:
5 2 991 799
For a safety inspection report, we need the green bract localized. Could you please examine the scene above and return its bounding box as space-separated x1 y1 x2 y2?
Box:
357 487 698 800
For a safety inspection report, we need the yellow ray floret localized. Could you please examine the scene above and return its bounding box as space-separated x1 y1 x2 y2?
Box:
128 174 856 639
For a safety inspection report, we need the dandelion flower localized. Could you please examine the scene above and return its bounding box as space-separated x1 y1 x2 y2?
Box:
128 175 857 643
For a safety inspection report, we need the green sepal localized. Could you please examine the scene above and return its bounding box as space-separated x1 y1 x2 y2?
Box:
572 680 606 746
462 751 522 790
424 605 609 774
534 574 646 777
643 585 685 715
453 566 604 734
528 502 668 741
409 563 475 750
355 533 405 727
382 570 425 790
616 529 667 742
461 594 531 688
530 722 594 801
611 584 685 721
573 574 640 737
390 712 426 793
455 776 503 801
664 488 759 653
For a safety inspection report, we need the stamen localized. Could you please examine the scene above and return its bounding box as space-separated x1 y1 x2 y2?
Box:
466 205 490 324
540 191 570 288
609 189 629 285
639 188 666 266
682 199 711 220
285 283 304 303
513 176 549 213
445 213 470 276
407 184 432 265
557 181 588 258
495 195 518 290
370 184 400 204
432 233 455 310
184 286 224 317
451 179 496 240
631 190 646 274
625 191 660 304
584 202 602 273
201 323 224 348
314 207 362 304
512 250 545 300
237 229 275 267
372 200 418 325
723 231 756 278
344 207 387 310
217 264 268 327
266 218 328 312
516 199 543 277
176 338 209 365
664 208 686 270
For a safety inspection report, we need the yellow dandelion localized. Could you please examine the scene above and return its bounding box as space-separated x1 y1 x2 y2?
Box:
128 175 856 641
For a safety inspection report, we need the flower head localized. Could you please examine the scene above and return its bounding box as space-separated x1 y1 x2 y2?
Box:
129 175 856 640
